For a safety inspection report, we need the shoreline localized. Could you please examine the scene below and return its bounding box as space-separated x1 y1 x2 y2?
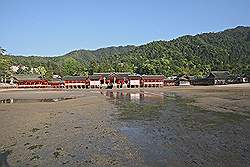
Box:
1 84 250 116
1 82 249 91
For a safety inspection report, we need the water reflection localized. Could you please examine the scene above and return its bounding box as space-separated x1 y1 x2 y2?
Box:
0 150 11 167
0 98 75 104
104 90 165 104
102 91 167 121
103 90 250 166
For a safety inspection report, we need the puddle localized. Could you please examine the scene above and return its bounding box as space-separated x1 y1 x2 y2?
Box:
0 97 76 104
0 150 11 167
103 91 166 120
103 90 166 104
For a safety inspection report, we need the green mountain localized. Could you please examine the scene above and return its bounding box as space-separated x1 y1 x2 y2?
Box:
110 26 250 76
9 45 135 66
1 26 250 77
58 45 136 63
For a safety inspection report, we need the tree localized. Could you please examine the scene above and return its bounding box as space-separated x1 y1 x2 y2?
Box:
37 66 47 78
63 57 81 76
16 67 30 75
0 47 7 55
2 26 250 77
0 56 11 76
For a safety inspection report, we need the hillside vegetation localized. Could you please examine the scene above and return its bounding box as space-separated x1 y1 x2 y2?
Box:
1 26 250 78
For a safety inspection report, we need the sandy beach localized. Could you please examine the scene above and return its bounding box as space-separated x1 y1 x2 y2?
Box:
161 83 250 116
0 84 250 166
0 90 143 166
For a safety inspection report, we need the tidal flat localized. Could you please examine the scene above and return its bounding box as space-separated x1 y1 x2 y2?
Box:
0 85 250 167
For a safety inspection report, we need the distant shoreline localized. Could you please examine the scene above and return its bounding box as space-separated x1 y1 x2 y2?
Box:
1 83 249 92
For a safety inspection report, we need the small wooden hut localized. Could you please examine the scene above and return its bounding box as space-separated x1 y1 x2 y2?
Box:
207 71 230 85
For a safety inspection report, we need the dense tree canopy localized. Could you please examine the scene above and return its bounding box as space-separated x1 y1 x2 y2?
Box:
0 54 11 76
3 26 250 79
63 57 88 76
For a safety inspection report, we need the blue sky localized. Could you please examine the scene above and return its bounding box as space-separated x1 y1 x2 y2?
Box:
0 0 249 56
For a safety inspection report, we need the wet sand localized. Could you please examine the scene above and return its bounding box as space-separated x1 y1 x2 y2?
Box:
0 84 250 166
160 83 250 116
0 90 143 166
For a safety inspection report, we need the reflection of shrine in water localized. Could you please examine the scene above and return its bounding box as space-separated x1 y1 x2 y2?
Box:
0 99 14 104
104 91 165 104
0 98 75 104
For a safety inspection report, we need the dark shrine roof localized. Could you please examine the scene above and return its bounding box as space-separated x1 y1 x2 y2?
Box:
62 76 87 81
177 75 190 81
142 75 166 80
93 73 110 78
88 75 101 80
110 72 131 79
13 74 44 81
49 78 64 83
209 71 230 79
128 75 141 80
93 73 111 74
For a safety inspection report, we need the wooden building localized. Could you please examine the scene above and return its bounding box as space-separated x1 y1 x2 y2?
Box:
175 75 191 86
207 71 230 85
128 75 141 88
179 78 190 86
63 76 88 89
13 74 49 88
48 78 64 88
226 75 249 84
246 75 250 83
164 79 176 86
190 77 214 86
109 72 130 88
141 75 165 87
88 74 101 88
93 73 110 85
243 75 249 83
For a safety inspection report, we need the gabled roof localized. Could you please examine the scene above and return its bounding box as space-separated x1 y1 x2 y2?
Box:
93 72 110 75
49 78 64 83
209 71 230 79
178 77 189 81
62 76 87 81
128 75 141 80
110 72 131 79
93 73 110 78
176 75 191 81
88 75 101 80
142 75 166 79
13 74 44 81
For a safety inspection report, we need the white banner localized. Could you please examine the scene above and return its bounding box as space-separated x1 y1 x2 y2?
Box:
130 93 140 100
90 80 100 86
130 80 140 85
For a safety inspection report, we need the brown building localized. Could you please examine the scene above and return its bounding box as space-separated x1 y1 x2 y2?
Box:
88 74 102 88
13 74 49 88
164 79 176 86
128 75 141 88
141 75 165 87
109 72 130 88
48 78 65 88
63 76 88 89
207 71 230 85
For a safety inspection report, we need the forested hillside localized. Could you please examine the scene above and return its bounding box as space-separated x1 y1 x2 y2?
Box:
1 26 250 78
106 26 250 76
